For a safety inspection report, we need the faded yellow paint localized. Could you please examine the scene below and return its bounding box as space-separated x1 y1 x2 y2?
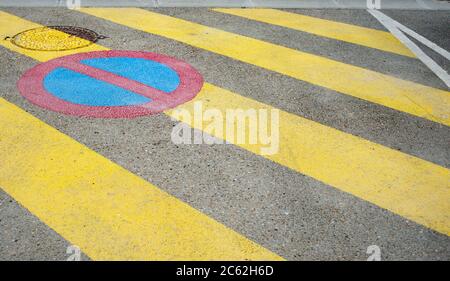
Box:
0 9 449 247
0 11 282 261
80 8 450 127
0 98 282 260
167 84 450 236
213 8 415 57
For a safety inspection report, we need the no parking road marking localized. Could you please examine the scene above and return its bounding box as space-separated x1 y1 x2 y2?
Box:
18 50 204 118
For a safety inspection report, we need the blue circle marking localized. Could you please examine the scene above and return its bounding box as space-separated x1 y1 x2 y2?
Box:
43 57 181 107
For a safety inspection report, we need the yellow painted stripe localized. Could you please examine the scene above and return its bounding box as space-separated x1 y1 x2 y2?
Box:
213 8 415 58
1 11 449 238
0 11 282 261
167 84 450 237
0 98 282 260
80 8 450 127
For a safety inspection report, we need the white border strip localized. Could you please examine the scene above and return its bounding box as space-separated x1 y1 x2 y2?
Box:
0 0 450 9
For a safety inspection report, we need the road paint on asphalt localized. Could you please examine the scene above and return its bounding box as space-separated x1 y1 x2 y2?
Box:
0 98 283 260
212 8 415 58
1 10 449 237
17 50 203 118
167 83 450 236
79 8 450 127
369 10 450 88
0 11 283 261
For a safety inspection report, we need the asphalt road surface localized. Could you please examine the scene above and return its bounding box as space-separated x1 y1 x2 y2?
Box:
0 4 449 260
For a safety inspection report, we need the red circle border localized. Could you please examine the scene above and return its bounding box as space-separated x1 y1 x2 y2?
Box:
17 50 204 118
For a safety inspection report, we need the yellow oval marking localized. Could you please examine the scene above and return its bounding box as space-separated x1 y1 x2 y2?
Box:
11 26 95 51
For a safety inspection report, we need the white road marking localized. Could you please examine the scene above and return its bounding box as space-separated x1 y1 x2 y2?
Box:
368 9 450 88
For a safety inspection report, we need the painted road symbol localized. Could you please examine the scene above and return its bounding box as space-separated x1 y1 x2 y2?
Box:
17 50 204 118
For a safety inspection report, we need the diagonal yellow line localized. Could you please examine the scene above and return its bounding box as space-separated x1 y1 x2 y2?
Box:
167 84 450 237
1 10 449 239
213 8 415 58
0 98 283 260
0 11 283 261
80 8 450 127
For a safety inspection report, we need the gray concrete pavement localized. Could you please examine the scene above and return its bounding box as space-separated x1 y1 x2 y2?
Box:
0 7 449 260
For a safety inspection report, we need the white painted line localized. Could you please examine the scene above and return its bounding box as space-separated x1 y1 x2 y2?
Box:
372 11 450 60
369 9 450 88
